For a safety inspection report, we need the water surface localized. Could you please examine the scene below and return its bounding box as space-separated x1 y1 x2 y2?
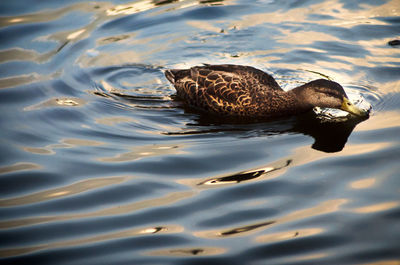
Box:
1 0 400 264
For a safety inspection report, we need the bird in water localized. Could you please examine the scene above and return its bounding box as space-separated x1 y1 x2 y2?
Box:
165 64 369 119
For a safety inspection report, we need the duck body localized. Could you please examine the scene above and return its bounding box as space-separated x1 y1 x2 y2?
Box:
165 64 368 119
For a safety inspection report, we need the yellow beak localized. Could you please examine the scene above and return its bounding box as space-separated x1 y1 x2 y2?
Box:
341 97 369 117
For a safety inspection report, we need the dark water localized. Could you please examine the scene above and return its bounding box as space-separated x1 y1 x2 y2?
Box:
1 0 400 264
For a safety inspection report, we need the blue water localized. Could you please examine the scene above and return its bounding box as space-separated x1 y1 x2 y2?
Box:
0 0 399 264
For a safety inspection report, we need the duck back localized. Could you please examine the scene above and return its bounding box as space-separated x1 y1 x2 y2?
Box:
165 64 295 118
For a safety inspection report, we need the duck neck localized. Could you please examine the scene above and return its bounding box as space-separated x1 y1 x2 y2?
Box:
288 85 314 110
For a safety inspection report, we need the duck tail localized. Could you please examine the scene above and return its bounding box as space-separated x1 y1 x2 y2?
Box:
164 69 177 84
165 69 191 85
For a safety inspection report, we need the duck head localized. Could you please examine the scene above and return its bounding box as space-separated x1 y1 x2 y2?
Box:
294 79 369 117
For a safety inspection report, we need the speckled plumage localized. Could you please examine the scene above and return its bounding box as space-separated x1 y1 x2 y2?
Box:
165 64 362 119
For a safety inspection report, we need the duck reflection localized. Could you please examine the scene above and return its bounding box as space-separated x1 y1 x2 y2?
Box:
178 110 367 153
293 112 367 152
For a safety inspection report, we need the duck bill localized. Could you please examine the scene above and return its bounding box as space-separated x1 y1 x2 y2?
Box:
341 97 369 117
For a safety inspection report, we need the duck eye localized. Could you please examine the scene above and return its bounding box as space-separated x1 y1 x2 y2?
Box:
347 102 351 106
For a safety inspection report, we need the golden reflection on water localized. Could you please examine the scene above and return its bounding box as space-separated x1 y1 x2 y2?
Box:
0 73 60 90
98 33 134 45
349 177 376 190
67 29 86 40
0 225 183 258
98 143 187 162
285 252 329 263
330 51 400 72
95 116 137 126
194 199 346 239
0 162 41 174
276 29 339 45
352 201 399 214
255 227 324 243
356 111 400 132
0 46 62 71
106 0 165 16
0 48 45 64
24 97 86 111
187 20 223 33
78 50 147 68
62 138 104 146
147 246 226 257
21 137 104 155
290 141 392 169
375 80 400 97
365 260 400 265
22 146 55 155
0 191 196 229
0 176 131 207
106 0 230 17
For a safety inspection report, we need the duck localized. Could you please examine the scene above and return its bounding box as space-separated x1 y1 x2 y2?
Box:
165 64 368 119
